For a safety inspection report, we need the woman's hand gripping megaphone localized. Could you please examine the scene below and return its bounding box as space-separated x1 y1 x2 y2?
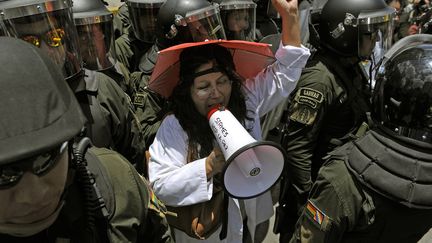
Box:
205 144 226 179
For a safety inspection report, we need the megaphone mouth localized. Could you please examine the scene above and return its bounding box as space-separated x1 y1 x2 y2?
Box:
207 106 286 199
207 104 226 120
222 140 286 199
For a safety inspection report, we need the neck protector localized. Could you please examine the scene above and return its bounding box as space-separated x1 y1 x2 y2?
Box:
335 130 432 209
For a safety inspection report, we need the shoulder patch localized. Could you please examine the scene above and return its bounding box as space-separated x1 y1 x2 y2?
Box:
289 102 318 125
296 88 324 109
305 200 331 231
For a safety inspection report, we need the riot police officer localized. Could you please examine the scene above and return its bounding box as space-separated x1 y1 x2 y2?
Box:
0 0 146 172
276 0 396 241
114 0 165 73
0 37 173 242
290 34 432 243
73 0 134 96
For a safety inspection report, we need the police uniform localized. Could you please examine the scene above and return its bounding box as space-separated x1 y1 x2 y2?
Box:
115 33 154 73
278 51 370 240
130 70 169 148
289 130 432 243
0 147 174 242
100 61 134 98
71 69 146 170
113 3 131 39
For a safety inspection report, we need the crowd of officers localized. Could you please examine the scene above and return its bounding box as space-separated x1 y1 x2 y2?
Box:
0 0 431 242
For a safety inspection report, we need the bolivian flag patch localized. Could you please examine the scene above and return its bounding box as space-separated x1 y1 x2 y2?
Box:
305 200 330 230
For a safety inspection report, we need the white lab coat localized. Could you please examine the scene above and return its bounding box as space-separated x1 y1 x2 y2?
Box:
149 43 310 243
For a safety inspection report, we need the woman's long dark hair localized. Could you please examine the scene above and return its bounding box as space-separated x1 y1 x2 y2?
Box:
171 44 250 158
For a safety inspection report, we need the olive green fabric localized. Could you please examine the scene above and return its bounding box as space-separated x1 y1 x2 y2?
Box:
100 61 134 98
0 147 174 242
289 136 432 243
278 52 370 240
75 69 146 170
114 33 153 73
113 3 131 39
130 72 170 150
90 147 173 243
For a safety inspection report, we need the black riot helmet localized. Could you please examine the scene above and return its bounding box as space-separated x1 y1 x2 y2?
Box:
311 0 396 60
126 0 165 43
0 0 82 79
72 0 115 71
156 0 226 46
0 37 85 164
372 34 432 146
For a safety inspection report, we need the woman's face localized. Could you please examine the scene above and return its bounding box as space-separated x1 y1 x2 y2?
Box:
190 62 233 116
0 149 68 224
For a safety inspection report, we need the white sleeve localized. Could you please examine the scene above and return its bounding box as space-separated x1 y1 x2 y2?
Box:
148 115 213 206
244 43 310 117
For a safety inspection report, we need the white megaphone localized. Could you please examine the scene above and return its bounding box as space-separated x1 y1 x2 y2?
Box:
207 105 286 199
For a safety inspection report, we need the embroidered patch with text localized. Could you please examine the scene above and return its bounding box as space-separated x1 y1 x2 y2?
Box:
296 88 324 109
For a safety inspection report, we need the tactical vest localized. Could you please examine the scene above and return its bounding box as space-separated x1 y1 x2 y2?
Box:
331 130 432 242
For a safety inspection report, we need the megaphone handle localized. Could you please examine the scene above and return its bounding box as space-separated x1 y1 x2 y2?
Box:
219 194 229 240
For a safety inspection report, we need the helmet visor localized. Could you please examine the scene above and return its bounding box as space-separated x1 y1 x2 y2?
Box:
76 21 114 71
185 4 226 42
220 1 256 41
0 5 81 79
357 8 395 60
127 0 165 43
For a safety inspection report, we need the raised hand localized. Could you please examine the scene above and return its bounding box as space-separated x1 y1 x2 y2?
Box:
271 0 301 47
